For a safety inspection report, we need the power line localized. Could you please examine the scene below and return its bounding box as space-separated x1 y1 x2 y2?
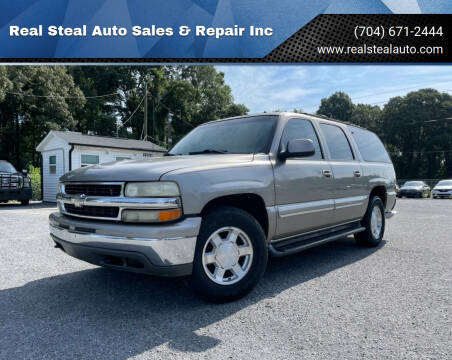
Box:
389 150 452 155
351 83 443 101
116 93 147 137
5 90 127 100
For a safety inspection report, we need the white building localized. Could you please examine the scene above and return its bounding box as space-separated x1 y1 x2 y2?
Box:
36 131 166 202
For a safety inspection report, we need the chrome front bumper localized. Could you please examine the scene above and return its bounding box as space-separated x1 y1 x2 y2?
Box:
49 212 201 276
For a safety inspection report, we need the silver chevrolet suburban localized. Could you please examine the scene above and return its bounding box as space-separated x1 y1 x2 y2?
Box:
49 113 397 301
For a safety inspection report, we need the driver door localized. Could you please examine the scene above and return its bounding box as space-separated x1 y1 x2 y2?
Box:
273 118 335 239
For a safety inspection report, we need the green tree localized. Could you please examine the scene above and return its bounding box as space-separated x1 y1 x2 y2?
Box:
381 89 452 179
350 104 382 131
317 91 354 122
0 66 85 169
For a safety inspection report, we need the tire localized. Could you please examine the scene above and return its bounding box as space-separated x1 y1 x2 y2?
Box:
355 196 385 247
20 200 29 206
191 206 268 302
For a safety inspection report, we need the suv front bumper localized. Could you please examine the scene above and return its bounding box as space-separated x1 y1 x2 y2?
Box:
49 212 201 276
0 188 32 201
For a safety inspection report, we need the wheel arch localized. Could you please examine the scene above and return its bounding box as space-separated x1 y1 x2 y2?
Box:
369 185 387 207
201 193 269 238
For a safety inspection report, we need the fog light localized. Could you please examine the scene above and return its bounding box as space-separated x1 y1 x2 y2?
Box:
121 209 182 223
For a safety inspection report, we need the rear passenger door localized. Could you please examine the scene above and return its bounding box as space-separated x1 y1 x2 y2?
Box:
318 122 367 224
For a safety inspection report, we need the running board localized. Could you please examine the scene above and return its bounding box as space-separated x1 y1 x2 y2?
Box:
268 225 366 257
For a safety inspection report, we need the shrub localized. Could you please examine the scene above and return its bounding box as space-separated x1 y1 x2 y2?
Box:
28 165 41 201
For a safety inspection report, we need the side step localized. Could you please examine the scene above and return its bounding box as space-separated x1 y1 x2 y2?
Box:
269 224 366 257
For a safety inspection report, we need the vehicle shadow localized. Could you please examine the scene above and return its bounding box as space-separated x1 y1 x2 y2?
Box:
0 201 56 209
0 237 385 359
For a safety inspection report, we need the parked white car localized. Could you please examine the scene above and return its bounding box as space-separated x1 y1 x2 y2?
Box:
432 180 452 199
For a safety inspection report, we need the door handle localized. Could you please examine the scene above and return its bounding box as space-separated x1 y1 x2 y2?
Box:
323 169 332 178
353 170 361 177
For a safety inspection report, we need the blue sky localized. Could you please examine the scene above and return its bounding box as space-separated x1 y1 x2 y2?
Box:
215 65 452 113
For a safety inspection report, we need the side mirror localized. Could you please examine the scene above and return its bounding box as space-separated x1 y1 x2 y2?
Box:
22 169 28 175
279 138 315 160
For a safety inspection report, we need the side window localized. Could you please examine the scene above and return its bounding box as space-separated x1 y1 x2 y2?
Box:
49 155 56 174
348 126 391 163
116 156 131 161
81 154 99 167
320 123 354 161
280 118 323 160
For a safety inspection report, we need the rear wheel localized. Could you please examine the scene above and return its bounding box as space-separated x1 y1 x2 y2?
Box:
355 196 385 247
191 206 268 302
20 200 29 206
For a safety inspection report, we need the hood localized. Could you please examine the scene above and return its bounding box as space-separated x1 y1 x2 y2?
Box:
434 185 452 190
60 154 254 182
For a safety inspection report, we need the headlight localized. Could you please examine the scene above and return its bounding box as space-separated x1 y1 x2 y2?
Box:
58 183 63 193
125 182 180 197
23 178 31 188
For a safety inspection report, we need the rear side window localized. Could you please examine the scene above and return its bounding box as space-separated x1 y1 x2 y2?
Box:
348 126 391 163
319 123 354 161
281 118 323 160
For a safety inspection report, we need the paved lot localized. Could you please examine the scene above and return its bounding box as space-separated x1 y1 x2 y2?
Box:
0 199 451 360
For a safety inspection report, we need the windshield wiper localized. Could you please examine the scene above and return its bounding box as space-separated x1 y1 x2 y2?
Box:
189 149 228 155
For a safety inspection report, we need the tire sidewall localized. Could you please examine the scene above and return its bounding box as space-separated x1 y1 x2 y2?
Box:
366 197 385 244
191 206 268 302
356 196 385 247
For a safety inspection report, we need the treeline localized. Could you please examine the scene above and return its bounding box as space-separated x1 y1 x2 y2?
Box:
0 65 451 180
316 90 452 179
0 65 248 169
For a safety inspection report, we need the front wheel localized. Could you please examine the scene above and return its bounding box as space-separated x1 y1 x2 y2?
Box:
20 200 29 206
191 206 268 302
355 196 385 247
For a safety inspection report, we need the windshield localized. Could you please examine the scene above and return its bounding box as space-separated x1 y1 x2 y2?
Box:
404 181 423 187
168 116 278 155
0 162 16 173
437 180 452 186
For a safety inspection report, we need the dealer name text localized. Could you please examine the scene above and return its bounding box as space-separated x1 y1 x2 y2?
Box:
9 25 273 38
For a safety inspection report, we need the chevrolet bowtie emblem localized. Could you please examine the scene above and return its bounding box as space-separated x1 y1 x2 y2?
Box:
71 194 87 208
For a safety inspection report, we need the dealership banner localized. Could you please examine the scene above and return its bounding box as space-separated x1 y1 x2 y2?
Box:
0 0 451 62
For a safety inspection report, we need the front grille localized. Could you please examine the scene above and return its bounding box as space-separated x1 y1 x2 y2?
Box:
64 204 119 218
0 174 21 189
65 183 122 197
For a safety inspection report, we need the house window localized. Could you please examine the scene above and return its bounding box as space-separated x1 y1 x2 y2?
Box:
116 156 131 161
49 155 56 174
81 154 99 167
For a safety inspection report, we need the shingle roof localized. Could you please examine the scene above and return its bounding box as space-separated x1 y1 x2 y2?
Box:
43 131 166 152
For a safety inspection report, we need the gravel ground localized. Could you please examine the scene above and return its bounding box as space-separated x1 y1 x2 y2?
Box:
0 199 451 360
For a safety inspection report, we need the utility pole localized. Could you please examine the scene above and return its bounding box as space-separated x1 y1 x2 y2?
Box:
167 112 173 148
143 77 148 141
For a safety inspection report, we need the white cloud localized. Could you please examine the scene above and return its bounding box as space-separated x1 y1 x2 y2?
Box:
217 65 452 113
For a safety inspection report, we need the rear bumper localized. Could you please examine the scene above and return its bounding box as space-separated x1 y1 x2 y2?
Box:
49 212 201 276
0 188 32 201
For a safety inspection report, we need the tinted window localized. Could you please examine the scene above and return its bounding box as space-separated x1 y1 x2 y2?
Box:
349 126 391 163
320 123 354 161
281 118 323 160
169 116 277 155
436 180 452 186
0 162 16 172
404 181 423 186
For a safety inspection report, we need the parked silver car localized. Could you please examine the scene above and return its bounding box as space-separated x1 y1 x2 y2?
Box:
432 179 452 198
49 113 397 301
